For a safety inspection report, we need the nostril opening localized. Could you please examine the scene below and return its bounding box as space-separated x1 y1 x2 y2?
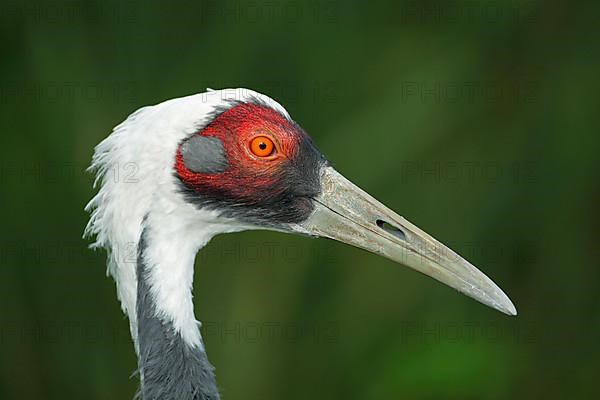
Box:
376 219 407 241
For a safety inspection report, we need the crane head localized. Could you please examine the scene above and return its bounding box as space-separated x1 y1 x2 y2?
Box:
86 88 516 344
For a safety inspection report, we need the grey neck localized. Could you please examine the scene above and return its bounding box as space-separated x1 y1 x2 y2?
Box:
136 231 220 400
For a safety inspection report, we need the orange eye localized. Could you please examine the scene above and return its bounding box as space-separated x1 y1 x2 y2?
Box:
250 136 275 157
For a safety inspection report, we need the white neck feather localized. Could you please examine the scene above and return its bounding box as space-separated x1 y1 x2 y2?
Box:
141 199 242 348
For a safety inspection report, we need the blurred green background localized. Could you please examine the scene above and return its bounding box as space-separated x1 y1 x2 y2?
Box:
1 0 599 398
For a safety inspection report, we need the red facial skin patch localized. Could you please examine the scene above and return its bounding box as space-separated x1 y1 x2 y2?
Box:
175 103 308 203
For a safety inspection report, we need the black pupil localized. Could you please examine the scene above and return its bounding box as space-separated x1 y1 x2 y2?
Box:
259 142 267 150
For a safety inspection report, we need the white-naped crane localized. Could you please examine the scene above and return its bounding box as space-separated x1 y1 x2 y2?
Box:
85 88 516 400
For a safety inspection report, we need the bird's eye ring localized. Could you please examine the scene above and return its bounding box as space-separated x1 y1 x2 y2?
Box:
249 136 275 157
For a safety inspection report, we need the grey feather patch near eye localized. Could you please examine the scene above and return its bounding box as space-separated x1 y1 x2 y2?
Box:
181 135 228 174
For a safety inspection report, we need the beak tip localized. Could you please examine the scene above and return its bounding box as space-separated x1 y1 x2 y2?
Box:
502 303 518 316
494 294 518 316
506 302 518 316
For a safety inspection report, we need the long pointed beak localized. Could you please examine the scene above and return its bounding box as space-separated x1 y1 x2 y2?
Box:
298 166 517 316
